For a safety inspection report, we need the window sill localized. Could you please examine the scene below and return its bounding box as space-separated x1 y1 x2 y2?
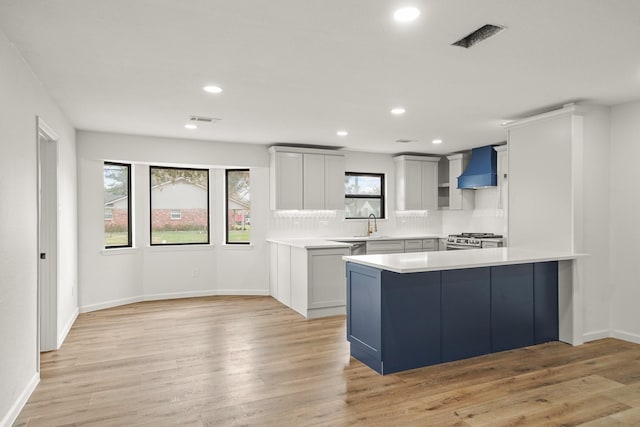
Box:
222 243 254 250
145 244 215 253
101 247 140 256
343 218 389 222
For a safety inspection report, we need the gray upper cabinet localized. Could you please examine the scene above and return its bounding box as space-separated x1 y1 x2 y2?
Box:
270 150 304 210
270 146 345 210
394 155 440 211
447 153 474 210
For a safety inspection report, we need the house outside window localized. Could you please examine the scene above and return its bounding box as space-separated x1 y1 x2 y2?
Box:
104 162 131 248
104 204 114 221
150 166 209 245
344 172 385 219
226 169 250 244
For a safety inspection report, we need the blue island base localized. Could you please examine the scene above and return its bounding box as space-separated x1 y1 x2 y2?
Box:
346 261 559 375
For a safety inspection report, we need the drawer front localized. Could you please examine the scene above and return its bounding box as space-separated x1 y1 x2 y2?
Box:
404 240 423 252
366 240 405 254
422 239 437 251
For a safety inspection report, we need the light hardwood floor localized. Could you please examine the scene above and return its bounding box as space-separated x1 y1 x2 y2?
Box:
14 296 640 426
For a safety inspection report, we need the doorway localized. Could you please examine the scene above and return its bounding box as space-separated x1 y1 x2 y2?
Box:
37 117 58 355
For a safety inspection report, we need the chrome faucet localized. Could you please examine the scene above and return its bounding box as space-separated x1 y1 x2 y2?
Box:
367 213 378 236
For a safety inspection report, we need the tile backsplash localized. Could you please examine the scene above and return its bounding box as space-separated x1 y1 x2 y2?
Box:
269 210 442 238
268 188 506 240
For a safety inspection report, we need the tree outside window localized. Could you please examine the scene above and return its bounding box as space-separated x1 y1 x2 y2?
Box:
344 172 385 219
226 169 250 244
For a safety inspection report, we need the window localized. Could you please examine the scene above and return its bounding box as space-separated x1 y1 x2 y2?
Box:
104 162 131 248
345 172 385 219
226 169 251 244
150 166 209 245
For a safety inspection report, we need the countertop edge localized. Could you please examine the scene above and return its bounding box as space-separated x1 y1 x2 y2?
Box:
343 249 588 273
266 238 353 249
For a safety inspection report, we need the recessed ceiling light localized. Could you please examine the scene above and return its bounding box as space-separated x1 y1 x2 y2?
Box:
203 85 223 94
432 139 443 144
391 107 406 115
337 130 348 136
184 123 198 130
393 7 420 23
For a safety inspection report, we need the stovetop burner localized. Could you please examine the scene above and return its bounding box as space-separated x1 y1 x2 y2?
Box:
449 233 503 239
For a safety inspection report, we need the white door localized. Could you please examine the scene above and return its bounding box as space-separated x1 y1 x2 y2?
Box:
37 118 58 353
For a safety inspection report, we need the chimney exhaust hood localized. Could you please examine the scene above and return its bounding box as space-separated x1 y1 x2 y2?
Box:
457 145 497 189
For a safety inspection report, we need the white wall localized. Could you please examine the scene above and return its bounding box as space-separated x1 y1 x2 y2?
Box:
441 188 504 236
610 100 640 343
76 131 271 312
0 29 77 427
580 106 611 339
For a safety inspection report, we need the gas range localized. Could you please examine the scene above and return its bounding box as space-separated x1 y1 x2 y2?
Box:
446 233 504 250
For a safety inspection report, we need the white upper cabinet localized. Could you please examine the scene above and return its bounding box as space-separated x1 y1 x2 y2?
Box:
303 154 325 209
394 155 440 210
270 150 303 210
270 146 345 210
447 153 475 210
324 154 346 210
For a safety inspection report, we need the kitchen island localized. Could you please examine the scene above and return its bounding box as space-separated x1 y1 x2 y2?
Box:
343 248 584 374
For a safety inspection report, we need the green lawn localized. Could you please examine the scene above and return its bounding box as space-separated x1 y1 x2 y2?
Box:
152 230 209 244
105 232 129 246
228 229 250 243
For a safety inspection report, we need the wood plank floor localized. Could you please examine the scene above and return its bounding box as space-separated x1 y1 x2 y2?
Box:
14 296 640 426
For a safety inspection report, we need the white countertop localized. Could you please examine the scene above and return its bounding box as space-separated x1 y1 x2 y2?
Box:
267 234 445 249
325 234 444 242
343 247 586 273
266 238 353 249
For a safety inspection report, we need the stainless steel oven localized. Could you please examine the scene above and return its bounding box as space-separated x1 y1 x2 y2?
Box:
446 233 503 250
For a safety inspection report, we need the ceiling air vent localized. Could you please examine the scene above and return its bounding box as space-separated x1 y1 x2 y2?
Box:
452 24 505 48
189 115 221 123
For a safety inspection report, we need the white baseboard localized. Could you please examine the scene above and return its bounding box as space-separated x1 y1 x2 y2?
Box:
0 372 39 427
306 306 346 319
583 329 611 343
79 296 143 313
143 289 270 301
79 290 270 313
57 308 79 349
612 329 640 345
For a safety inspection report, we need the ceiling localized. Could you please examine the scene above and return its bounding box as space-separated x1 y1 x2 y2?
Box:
1 0 639 155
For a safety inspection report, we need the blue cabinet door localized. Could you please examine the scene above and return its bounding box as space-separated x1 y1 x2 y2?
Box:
441 267 491 362
346 262 383 373
381 270 441 374
534 262 559 343
491 264 535 352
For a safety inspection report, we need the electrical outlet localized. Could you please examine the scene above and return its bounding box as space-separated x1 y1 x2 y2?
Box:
193 268 199 278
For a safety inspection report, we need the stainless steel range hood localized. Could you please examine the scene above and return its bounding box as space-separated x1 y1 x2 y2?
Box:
457 145 497 189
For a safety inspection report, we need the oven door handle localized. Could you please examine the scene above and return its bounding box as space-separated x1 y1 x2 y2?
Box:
446 243 474 250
